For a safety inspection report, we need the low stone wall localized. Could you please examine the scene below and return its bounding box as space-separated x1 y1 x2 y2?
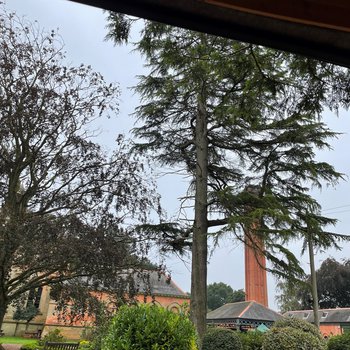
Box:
1 320 43 337
41 324 85 340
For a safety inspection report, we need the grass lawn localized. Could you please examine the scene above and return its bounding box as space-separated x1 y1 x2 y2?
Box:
0 337 38 345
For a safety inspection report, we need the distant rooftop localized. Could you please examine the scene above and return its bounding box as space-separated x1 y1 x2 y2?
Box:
285 308 350 324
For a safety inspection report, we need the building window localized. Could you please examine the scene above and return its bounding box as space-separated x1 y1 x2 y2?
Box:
27 287 43 309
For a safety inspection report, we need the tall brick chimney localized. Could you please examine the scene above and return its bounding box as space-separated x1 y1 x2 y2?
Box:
244 186 268 307
244 232 268 307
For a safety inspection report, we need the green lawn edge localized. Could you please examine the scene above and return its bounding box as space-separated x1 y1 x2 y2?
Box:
0 337 38 345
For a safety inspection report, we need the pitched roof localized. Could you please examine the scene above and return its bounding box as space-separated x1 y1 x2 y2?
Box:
285 308 350 324
76 270 189 299
207 301 282 322
134 271 189 298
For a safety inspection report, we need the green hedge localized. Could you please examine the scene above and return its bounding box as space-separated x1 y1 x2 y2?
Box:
327 332 350 350
272 317 323 340
20 344 43 350
102 304 197 350
262 326 326 350
202 328 243 350
262 317 326 350
238 331 263 350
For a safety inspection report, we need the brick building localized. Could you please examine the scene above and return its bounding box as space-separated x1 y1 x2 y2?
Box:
2 271 190 339
285 308 350 336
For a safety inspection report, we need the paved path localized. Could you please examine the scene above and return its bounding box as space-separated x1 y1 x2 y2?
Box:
1 344 23 350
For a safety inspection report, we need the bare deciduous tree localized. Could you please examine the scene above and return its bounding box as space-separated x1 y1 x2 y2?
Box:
0 8 158 329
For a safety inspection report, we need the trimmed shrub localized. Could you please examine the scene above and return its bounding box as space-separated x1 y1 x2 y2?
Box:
39 329 65 346
102 304 197 350
262 326 326 350
327 332 350 350
202 327 243 350
20 344 43 350
272 317 323 340
239 331 263 350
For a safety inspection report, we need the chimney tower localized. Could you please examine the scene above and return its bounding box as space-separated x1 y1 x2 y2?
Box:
244 232 268 306
244 185 268 307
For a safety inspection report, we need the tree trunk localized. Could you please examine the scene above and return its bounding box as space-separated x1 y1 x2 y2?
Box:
190 90 208 347
308 234 320 328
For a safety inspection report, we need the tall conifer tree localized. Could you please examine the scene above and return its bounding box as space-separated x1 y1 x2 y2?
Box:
106 15 349 343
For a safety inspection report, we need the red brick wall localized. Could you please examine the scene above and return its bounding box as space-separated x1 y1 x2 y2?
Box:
320 324 343 337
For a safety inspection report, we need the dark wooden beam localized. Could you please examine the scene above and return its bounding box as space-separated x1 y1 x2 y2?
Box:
69 0 350 67
205 0 350 32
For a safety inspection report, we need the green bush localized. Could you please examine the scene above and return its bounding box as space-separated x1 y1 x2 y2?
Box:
239 331 263 350
102 304 197 350
88 305 115 350
39 329 65 346
79 341 92 350
327 332 350 350
272 317 323 340
262 326 326 350
21 343 43 350
202 328 243 350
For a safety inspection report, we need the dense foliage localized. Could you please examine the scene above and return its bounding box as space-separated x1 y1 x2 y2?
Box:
20 343 43 350
262 318 325 350
207 283 245 310
327 332 350 350
13 304 38 323
262 327 326 350
276 258 350 312
238 331 264 350
102 304 197 350
312 258 350 309
275 278 309 313
272 317 323 340
202 328 243 350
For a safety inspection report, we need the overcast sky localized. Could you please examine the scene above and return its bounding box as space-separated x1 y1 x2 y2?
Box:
5 0 350 310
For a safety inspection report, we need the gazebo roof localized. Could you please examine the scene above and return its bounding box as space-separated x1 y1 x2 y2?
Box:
207 301 282 323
